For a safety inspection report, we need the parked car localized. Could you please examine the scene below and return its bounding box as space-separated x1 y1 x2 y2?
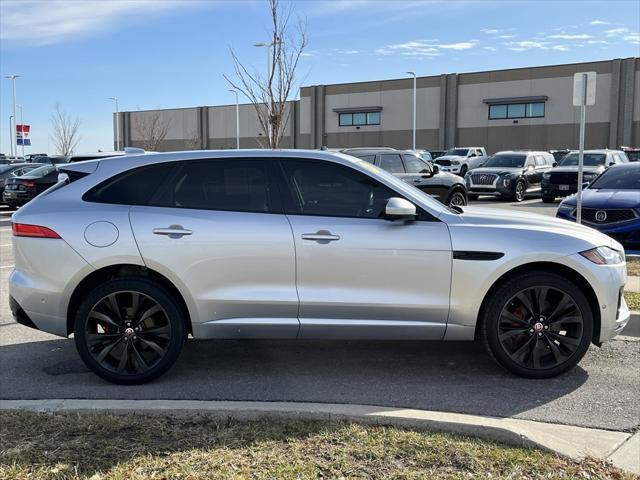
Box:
28 155 68 165
9 150 629 384
433 147 487 176
557 163 640 249
0 163 44 203
621 147 640 162
549 149 570 164
429 150 446 160
465 151 556 202
541 149 629 203
342 148 467 206
404 149 433 162
24 153 48 162
2 164 59 207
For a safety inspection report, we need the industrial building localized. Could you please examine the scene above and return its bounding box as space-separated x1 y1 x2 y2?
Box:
115 57 639 154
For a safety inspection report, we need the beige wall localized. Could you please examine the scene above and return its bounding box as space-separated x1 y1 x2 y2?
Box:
129 108 198 142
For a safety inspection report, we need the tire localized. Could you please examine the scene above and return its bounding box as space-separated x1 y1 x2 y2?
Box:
480 271 593 378
447 189 467 207
542 195 555 204
459 165 468 177
74 277 186 385
512 180 526 202
467 194 479 201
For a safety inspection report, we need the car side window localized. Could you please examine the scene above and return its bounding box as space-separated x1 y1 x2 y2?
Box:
84 163 176 205
534 156 546 166
357 155 376 164
379 154 405 174
279 159 397 219
402 154 430 174
153 159 271 213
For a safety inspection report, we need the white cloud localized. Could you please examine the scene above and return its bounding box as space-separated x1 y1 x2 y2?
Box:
481 28 499 34
335 49 359 55
626 33 640 44
483 46 497 51
589 20 609 25
605 27 629 36
498 35 516 39
377 39 477 58
0 0 202 45
551 44 570 51
547 34 592 40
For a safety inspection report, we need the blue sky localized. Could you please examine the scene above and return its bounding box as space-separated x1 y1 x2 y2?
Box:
1 0 639 154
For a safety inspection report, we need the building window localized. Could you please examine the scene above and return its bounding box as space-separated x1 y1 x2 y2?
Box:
339 111 381 126
489 102 545 120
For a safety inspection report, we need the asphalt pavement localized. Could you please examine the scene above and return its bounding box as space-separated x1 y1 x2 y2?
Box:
1 200 639 433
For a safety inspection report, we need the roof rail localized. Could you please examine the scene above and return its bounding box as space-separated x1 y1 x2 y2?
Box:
124 147 146 155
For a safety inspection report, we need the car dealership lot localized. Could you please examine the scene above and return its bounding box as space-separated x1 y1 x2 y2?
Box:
1 202 638 433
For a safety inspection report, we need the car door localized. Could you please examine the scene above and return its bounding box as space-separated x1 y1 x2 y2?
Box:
128 158 299 339
401 153 450 202
522 156 538 190
531 155 548 189
276 157 452 340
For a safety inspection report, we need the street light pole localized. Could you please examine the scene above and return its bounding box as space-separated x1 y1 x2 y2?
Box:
5 75 20 158
18 104 25 157
254 39 283 147
8 116 14 158
228 89 240 149
108 97 120 150
406 71 416 150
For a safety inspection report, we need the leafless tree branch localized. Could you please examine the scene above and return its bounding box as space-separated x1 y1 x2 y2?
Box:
133 111 171 151
224 0 307 148
50 103 81 157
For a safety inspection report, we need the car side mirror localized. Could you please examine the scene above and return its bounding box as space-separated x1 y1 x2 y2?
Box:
385 197 417 220
582 182 590 188
552 162 558 167
432 164 439 175
608 162 615 167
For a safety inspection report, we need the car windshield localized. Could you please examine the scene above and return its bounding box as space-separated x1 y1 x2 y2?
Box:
560 153 606 167
483 154 526 168
23 165 55 177
445 148 469 156
588 166 640 190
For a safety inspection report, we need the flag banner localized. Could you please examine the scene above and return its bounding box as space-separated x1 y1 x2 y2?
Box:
17 138 31 146
16 124 30 135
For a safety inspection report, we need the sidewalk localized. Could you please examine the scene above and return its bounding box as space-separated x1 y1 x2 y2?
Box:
1 399 638 475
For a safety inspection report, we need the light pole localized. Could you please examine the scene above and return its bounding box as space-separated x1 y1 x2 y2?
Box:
5 75 20 158
108 97 120 150
406 71 417 150
17 104 25 157
228 89 240 149
8 116 14 157
254 39 283 147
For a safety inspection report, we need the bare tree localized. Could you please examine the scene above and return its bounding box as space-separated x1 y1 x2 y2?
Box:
224 0 307 148
185 128 201 150
50 104 81 157
133 111 171 151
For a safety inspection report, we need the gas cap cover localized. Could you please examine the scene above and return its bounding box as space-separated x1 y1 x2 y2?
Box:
84 221 119 247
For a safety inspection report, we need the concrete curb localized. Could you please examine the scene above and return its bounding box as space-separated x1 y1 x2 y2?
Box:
0 399 636 474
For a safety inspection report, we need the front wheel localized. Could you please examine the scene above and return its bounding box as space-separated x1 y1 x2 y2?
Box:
447 190 467 207
512 180 526 202
74 277 186 385
480 272 593 378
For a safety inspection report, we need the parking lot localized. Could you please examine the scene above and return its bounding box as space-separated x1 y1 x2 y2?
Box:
1 199 638 433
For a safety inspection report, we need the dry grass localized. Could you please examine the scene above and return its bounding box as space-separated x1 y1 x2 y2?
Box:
624 291 640 311
627 256 640 277
0 412 636 480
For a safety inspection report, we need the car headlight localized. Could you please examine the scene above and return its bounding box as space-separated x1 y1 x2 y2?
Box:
557 203 574 213
542 172 551 179
451 160 460 165
502 178 511 188
580 246 624 265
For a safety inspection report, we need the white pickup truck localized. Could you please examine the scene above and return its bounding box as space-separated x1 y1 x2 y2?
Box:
433 147 487 176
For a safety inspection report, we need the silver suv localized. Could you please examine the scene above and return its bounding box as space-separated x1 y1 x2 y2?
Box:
8 150 629 383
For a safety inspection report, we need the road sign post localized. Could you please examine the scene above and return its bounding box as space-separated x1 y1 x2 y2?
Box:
573 71 596 224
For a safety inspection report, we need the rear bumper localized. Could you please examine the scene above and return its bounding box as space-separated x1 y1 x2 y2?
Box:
2 190 35 205
9 296 39 331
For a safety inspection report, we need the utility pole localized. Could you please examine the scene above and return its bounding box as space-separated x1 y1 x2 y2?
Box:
228 89 240 149
108 97 120 150
4 75 21 158
406 71 417 150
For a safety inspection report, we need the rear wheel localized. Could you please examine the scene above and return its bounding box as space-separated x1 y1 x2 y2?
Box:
74 277 186 385
447 189 467 207
480 272 593 378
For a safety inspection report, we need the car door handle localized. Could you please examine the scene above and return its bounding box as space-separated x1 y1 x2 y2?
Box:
152 225 192 238
301 230 340 242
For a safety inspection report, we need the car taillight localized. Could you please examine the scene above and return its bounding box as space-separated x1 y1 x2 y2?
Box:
22 181 35 188
12 223 61 238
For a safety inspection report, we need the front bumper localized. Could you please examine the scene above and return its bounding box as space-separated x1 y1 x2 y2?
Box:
556 212 640 248
542 181 578 198
439 165 462 174
466 177 514 197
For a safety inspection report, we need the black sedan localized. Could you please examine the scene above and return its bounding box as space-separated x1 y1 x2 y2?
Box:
0 163 44 204
342 148 468 206
2 164 59 207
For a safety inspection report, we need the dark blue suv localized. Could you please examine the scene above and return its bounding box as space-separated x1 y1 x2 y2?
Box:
556 163 640 248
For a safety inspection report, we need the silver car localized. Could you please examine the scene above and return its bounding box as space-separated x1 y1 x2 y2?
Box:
8 150 629 384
